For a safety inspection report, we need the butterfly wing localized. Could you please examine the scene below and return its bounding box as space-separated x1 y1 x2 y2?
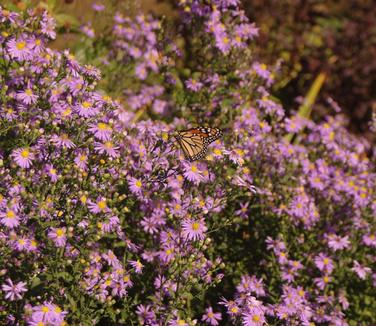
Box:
175 127 222 161
176 131 207 161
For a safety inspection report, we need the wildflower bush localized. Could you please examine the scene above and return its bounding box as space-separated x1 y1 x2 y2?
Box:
0 2 375 325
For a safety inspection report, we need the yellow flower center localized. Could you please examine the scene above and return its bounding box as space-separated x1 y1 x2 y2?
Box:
55 306 62 313
6 210 15 218
41 306 49 313
62 108 72 116
50 168 56 175
323 258 329 265
82 101 91 109
98 122 110 131
123 275 130 282
135 180 142 188
192 222 200 231
16 41 26 50
191 165 198 172
260 63 267 70
56 229 65 237
80 195 87 203
79 155 87 162
177 320 186 325
223 36 229 44
98 200 106 210
18 239 26 245
104 141 113 149
323 276 329 283
25 89 33 96
230 306 238 313
252 315 261 322
21 149 30 158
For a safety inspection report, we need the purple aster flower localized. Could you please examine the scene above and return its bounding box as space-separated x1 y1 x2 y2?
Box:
242 306 266 326
135 64 148 80
327 234 350 251
74 151 88 170
6 36 31 60
51 133 76 149
14 237 30 251
352 260 371 280
45 164 59 182
92 2 105 11
128 177 143 195
11 147 34 168
202 306 222 325
75 100 99 117
129 260 144 274
314 253 334 274
363 234 376 248
94 141 120 158
88 197 110 214
183 162 202 184
182 218 207 241
215 33 231 54
30 302 67 324
0 208 20 228
314 275 331 290
1 278 27 301
136 304 155 323
235 202 250 218
185 78 203 92
17 88 38 105
47 227 67 247
88 122 113 141
40 11 56 39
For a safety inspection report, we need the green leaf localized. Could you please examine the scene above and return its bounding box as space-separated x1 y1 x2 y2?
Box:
54 13 80 28
30 276 41 289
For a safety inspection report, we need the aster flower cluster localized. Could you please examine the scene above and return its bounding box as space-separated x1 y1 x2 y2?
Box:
0 1 375 325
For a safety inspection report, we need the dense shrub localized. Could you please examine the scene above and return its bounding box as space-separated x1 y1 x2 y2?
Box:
0 2 375 325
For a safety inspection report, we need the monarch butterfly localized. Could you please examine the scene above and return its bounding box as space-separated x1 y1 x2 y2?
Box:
174 127 222 161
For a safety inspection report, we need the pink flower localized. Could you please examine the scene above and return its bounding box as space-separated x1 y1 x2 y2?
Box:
202 306 222 325
17 88 38 105
11 147 34 168
88 122 113 141
128 177 143 195
363 234 376 248
1 278 27 301
314 253 334 274
0 208 20 228
182 218 207 241
30 302 67 324
6 37 31 60
352 260 371 280
183 162 202 184
94 141 119 158
74 151 89 170
88 197 110 214
327 234 350 251
185 78 203 92
129 260 144 274
51 133 76 149
48 227 67 247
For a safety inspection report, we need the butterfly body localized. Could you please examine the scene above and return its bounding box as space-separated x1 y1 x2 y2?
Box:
174 127 222 161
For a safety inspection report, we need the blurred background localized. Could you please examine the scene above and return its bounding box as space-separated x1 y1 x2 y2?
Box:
4 0 376 143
